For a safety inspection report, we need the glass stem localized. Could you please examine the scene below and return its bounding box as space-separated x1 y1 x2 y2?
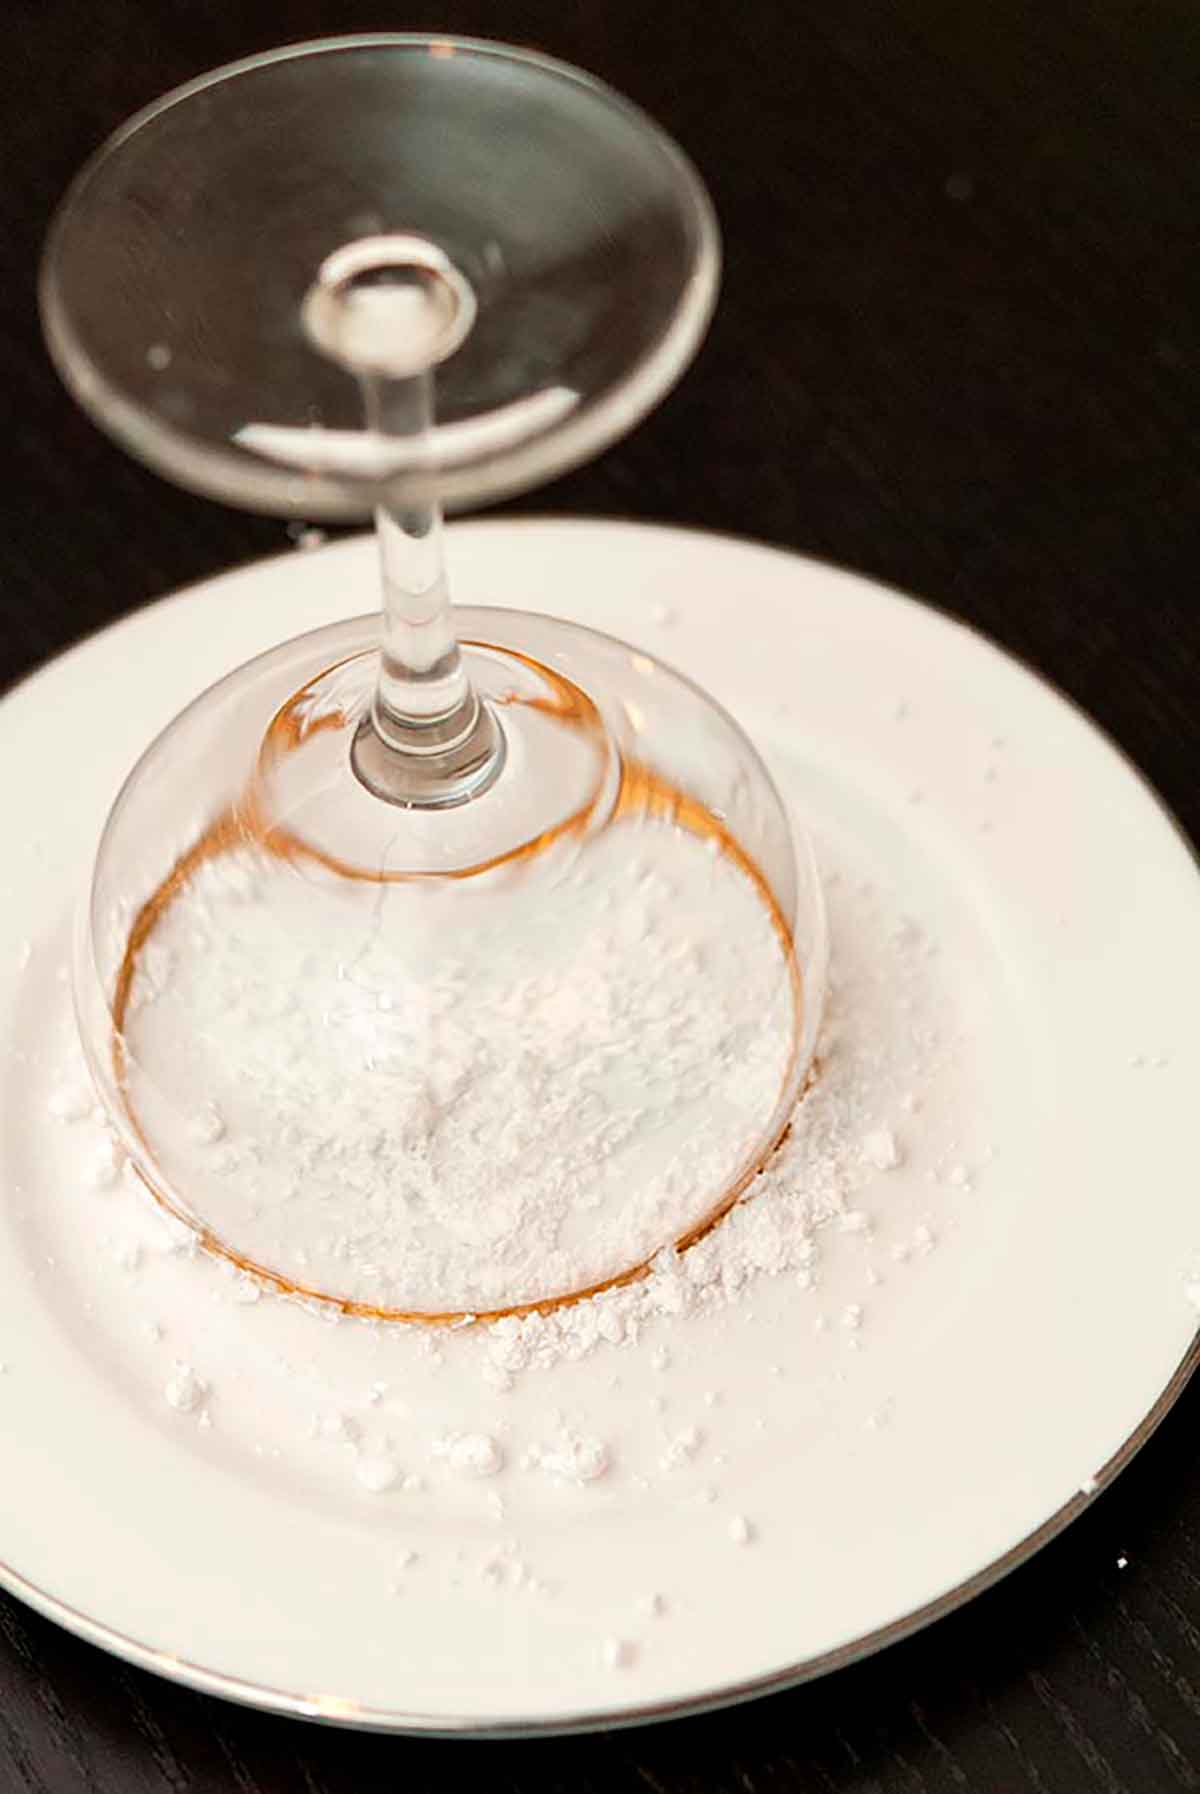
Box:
365 370 475 752
351 370 504 807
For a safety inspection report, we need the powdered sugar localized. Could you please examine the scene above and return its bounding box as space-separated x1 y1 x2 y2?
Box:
355 1453 402 1493
465 874 940 1384
525 1430 611 1484
164 1363 206 1413
434 1431 504 1478
123 820 797 1316
659 1426 703 1471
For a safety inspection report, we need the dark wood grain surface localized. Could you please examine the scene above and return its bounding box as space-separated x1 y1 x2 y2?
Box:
4 2 1200 1788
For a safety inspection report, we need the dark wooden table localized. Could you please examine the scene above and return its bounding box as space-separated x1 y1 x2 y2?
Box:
4 2 1200 1789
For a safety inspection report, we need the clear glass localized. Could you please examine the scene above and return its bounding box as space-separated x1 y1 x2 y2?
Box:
45 36 826 1320
40 34 719 518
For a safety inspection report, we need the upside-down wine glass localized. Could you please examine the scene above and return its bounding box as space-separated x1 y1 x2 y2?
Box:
41 35 826 1324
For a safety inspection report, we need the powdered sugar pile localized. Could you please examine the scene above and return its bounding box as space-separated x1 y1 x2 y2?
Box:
468 866 941 1384
122 818 796 1314
44 820 961 1426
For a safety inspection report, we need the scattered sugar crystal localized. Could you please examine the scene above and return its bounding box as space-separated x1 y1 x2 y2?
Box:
862 1129 901 1171
659 1426 703 1470
1117 1555 1129 1570
435 1432 504 1479
1080 1475 1098 1496
602 1637 635 1670
728 1514 754 1546
651 1346 671 1372
637 1592 666 1619
841 1304 863 1330
531 1431 610 1484
356 1454 402 1494
232 1275 262 1305
946 1163 970 1188
164 1363 206 1413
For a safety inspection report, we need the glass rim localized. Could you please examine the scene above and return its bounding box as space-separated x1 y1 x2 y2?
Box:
39 32 721 519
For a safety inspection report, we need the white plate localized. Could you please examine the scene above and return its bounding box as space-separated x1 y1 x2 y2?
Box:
1 519 1198 1734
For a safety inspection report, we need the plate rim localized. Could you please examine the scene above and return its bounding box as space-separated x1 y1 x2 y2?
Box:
3 1335 1198 1738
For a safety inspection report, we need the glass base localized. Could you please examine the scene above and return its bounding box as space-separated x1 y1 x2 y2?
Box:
349 696 506 810
79 609 824 1318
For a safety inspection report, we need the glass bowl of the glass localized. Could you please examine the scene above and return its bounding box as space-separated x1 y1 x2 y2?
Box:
40 33 720 516
77 608 827 1322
